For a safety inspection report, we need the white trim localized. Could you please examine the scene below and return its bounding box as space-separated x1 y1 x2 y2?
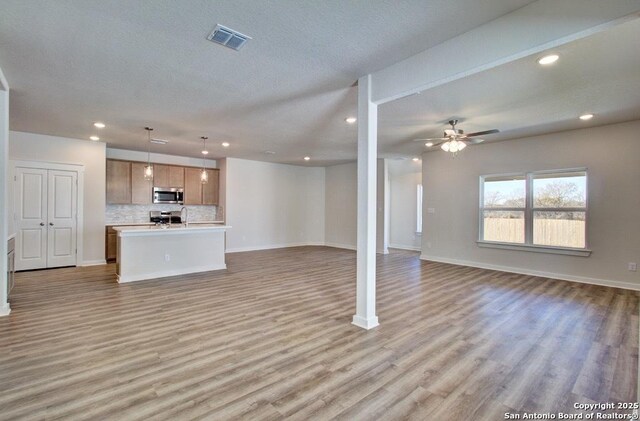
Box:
324 242 357 251
79 259 107 267
389 244 422 252
0 67 8 91
352 315 379 330
117 264 227 283
419 254 640 291
479 168 589 252
225 242 319 253
11 159 85 172
0 303 11 317
10 160 85 267
477 241 591 257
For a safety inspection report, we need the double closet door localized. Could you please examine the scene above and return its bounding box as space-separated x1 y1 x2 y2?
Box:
15 167 78 271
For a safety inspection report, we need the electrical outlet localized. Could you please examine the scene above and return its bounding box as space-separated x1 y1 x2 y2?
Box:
165 254 170 262
629 262 637 272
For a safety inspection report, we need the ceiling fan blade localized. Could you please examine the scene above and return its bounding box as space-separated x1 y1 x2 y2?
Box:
466 129 499 137
413 137 447 142
468 138 485 144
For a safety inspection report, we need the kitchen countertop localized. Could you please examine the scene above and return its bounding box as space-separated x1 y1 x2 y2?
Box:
113 223 231 236
107 221 225 226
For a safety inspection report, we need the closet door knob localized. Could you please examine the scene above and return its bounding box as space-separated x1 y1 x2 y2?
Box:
49 222 54 226
40 222 45 226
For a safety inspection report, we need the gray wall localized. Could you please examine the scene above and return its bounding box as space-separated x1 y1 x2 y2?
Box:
421 119 640 289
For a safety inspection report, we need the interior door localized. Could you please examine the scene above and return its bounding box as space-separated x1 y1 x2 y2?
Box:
47 170 77 268
15 167 48 270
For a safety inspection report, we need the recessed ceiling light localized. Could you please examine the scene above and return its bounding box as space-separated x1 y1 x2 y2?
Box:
304 156 310 161
579 113 594 121
222 142 230 147
202 150 209 155
345 117 357 124
538 54 559 65
93 122 105 129
425 142 434 147
412 157 420 162
89 135 100 141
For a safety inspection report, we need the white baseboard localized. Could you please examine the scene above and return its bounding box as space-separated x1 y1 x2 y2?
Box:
226 242 316 253
79 259 107 267
420 254 640 291
389 244 422 252
324 242 357 251
352 315 379 330
0 303 11 317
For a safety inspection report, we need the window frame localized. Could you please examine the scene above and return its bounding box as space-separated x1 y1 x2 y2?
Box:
478 168 591 257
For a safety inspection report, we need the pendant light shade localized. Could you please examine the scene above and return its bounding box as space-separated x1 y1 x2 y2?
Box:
144 127 154 180
200 136 208 184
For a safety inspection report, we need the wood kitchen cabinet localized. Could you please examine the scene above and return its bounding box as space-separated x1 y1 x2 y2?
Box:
153 164 184 188
105 226 117 262
106 160 131 204
131 162 152 204
184 168 220 205
203 169 220 205
106 159 218 206
184 167 203 205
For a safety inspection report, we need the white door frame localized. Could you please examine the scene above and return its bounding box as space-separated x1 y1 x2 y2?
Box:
10 160 85 267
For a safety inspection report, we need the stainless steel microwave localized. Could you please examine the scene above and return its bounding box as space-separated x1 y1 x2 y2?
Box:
153 187 184 204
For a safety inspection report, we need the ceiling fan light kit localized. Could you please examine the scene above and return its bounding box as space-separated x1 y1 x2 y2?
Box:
414 119 499 155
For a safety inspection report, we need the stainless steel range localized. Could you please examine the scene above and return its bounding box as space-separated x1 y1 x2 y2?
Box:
149 211 182 225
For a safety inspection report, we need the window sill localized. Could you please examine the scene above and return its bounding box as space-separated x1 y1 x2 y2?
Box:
476 241 592 257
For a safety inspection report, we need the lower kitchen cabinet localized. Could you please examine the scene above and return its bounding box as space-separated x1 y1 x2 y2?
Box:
106 226 117 262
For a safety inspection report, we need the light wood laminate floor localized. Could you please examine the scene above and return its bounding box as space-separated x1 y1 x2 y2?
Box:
0 247 637 420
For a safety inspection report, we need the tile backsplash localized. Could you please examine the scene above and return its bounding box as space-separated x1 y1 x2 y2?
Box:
106 205 222 224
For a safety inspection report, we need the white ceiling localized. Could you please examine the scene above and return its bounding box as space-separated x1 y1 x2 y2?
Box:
378 16 640 158
1 1 638 166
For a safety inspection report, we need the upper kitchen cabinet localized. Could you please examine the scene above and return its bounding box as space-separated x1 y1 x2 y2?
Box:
131 162 152 204
184 168 220 205
203 169 220 205
184 167 203 205
106 159 131 204
153 164 184 188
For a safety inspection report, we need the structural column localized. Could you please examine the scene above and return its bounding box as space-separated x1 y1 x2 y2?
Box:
352 74 379 330
0 67 10 316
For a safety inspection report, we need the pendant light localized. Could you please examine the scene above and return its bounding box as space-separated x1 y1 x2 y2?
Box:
144 127 154 180
200 136 209 184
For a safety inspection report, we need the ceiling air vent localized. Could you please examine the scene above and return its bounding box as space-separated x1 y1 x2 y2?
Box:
207 24 251 51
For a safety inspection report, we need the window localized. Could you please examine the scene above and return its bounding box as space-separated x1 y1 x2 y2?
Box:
479 169 588 254
416 184 423 234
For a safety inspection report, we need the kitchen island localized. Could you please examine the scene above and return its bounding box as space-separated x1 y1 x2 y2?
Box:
112 223 230 283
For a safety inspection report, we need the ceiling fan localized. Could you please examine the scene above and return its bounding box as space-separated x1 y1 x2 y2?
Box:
414 119 499 153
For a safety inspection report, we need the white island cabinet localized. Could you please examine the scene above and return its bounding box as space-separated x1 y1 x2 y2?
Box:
112 224 230 283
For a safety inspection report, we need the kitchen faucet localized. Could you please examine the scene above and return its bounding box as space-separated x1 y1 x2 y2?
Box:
181 206 188 226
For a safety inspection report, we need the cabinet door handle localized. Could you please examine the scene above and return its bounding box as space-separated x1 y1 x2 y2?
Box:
49 222 54 226
40 222 45 226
